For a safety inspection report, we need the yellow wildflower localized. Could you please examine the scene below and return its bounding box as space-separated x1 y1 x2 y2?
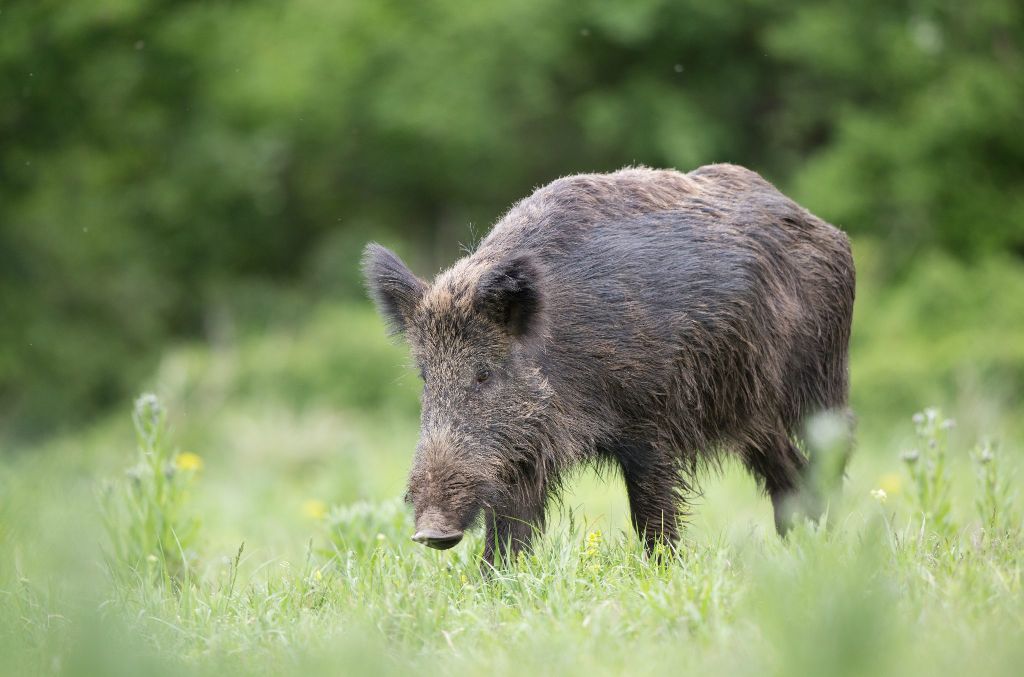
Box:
302 499 328 520
174 451 203 471
879 473 902 495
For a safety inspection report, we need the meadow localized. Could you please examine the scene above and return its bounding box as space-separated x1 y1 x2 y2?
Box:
3 2 1022 674
2 243 1022 676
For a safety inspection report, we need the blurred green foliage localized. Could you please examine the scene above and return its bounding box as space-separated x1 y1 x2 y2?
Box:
1 0 1022 437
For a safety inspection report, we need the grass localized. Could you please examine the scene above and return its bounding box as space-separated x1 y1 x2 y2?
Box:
2 251 1024 676
2 391 1021 677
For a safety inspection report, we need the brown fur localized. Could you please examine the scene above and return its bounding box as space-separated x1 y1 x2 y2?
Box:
363 164 855 564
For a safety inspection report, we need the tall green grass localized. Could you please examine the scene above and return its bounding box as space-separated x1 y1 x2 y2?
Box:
3 393 1020 676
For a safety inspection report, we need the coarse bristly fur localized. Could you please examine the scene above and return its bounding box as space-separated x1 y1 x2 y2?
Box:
362 164 856 565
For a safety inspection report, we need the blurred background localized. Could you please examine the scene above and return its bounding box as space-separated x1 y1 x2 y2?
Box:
1 0 1022 537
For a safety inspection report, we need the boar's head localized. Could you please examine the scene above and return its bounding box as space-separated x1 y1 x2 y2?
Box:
362 243 552 550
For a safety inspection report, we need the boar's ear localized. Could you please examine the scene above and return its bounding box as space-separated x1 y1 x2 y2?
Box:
475 255 543 338
362 243 427 335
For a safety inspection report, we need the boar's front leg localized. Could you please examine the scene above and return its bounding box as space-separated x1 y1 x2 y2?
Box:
482 499 545 566
616 440 683 554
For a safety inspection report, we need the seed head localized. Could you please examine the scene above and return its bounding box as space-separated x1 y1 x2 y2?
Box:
901 449 920 465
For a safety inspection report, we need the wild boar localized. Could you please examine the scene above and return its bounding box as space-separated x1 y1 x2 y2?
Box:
363 164 855 564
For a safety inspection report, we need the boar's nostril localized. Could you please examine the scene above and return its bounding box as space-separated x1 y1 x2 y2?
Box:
411 529 464 550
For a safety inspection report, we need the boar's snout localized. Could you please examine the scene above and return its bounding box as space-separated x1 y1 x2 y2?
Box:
411 509 464 550
411 528 464 550
407 432 497 551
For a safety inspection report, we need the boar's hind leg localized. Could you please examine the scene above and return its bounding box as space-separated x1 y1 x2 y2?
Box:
742 434 812 535
616 441 685 554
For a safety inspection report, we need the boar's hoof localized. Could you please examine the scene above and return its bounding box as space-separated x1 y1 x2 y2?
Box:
411 529 463 550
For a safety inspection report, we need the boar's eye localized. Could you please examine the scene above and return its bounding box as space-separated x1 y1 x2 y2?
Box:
474 367 491 385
